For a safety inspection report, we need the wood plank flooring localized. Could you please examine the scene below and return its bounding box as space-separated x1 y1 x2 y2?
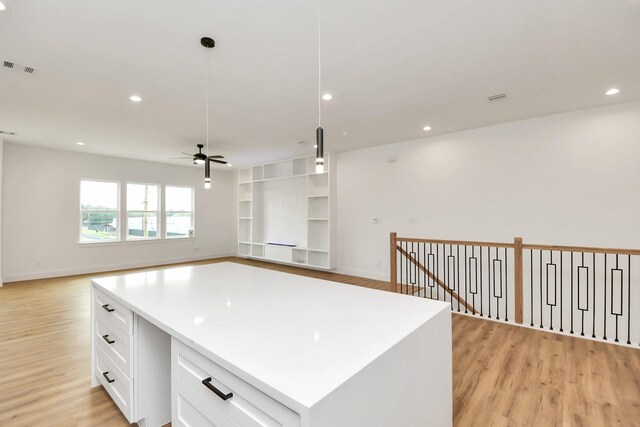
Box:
1 257 638 426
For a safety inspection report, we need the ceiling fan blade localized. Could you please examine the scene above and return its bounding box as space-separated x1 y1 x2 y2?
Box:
208 155 224 159
168 157 192 160
181 152 195 156
210 159 228 164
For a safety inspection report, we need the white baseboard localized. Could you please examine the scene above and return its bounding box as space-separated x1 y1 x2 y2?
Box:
334 266 388 282
1 252 237 283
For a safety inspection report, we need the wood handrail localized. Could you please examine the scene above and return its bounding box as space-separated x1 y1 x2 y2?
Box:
395 237 514 249
522 244 640 256
396 245 477 314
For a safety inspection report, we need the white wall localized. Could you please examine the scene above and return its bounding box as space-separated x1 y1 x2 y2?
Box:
0 139 3 286
336 101 640 280
2 144 237 282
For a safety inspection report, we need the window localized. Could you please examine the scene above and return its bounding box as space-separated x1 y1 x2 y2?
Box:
126 183 160 240
165 186 194 238
80 180 120 242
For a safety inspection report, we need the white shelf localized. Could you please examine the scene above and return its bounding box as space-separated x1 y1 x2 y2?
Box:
237 154 335 270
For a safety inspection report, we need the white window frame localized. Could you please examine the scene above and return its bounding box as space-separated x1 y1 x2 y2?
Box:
79 179 121 244
164 185 195 239
125 182 161 241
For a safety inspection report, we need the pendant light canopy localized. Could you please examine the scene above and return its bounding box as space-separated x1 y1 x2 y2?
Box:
202 36 215 189
315 3 325 174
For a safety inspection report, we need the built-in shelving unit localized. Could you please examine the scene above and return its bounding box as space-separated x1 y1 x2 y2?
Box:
237 154 336 270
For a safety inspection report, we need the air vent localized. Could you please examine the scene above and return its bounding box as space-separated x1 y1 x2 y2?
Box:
0 130 16 135
1 59 38 75
488 93 507 101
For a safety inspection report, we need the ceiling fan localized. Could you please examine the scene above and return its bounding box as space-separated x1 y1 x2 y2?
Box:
170 144 227 165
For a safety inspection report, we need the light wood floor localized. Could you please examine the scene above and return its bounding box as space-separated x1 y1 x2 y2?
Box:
1 257 638 426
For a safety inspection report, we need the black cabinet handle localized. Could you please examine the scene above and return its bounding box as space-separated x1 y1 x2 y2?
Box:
102 371 115 384
102 334 115 345
102 304 115 313
202 377 233 401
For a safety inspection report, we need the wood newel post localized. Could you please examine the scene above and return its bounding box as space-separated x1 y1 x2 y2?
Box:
514 237 524 324
390 232 397 292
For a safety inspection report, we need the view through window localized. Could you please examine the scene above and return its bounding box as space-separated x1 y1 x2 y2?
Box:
165 186 194 238
80 180 119 242
127 183 160 240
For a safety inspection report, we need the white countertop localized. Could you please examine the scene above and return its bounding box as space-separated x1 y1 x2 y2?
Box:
92 262 449 411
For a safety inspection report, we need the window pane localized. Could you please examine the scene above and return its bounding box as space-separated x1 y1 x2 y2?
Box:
81 181 118 210
127 184 159 211
127 212 158 239
80 211 118 242
165 186 193 212
166 212 193 238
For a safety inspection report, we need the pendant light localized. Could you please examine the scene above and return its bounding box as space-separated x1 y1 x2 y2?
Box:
315 4 325 174
202 36 215 189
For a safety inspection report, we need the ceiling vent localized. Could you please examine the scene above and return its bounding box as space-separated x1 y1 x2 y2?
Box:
2 59 39 75
488 93 507 101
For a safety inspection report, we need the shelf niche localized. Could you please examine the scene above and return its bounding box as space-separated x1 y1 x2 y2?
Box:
236 154 335 270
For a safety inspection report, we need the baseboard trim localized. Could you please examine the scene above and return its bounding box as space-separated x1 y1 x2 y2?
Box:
2 252 237 283
334 266 388 282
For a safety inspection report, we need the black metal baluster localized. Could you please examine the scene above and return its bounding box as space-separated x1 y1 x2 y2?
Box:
436 244 440 301
400 241 404 295
548 250 554 331
505 247 508 322
488 246 492 319
570 251 574 334
628 255 632 346
603 253 607 340
457 245 461 312
580 252 585 336
539 250 543 329
495 247 500 321
465 245 468 314
560 251 564 332
592 253 596 339
530 249 534 327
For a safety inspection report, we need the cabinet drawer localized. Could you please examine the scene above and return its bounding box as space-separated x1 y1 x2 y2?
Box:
172 340 299 427
96 347 134 423
93 287 133 335
96 318 134 378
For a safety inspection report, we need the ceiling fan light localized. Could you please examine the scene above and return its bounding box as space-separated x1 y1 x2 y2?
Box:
194 158 206 165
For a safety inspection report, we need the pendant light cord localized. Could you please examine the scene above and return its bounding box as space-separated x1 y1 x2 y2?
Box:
206 48 210 157
318 4 321 128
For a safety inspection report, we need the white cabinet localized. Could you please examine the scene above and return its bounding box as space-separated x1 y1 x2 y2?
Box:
91 286 171 427
171 339 300 427
237 154 336 269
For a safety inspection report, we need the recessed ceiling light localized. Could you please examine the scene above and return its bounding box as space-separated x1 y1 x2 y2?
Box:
129 95 142 102
605 88 620 96
342 131 348 136
76 141 85 146
0 2 6 12
423 126 432 131
322 93 333 101
227 163 232 167
313 144 318 148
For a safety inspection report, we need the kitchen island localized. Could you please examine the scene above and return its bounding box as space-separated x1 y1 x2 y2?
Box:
90 262 451 426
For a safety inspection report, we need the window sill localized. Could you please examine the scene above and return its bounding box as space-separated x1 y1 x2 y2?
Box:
78 237 196 247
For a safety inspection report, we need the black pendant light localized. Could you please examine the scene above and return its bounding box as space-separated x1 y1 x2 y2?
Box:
202 36 215 189
315 4 325 174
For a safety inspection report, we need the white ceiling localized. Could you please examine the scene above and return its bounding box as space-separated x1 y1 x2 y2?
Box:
0 0 639 167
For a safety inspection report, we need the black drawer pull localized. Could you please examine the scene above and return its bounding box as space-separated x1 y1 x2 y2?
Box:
102 304 115 313
102 334 115 345
102 371 115 384
202 377 233 401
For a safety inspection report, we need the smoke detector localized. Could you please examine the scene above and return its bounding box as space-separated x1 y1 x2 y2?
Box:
2 59 39 76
